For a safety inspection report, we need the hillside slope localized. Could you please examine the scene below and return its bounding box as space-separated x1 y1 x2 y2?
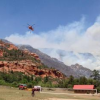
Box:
18 45 92 78
0 39 64 78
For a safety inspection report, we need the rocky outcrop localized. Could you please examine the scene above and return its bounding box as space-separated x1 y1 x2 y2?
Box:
70 64 92 78
0 61 64 78
23 49 41 61
0 39 65 79
0 39 18 50
8 44 18 50
0 50 3 57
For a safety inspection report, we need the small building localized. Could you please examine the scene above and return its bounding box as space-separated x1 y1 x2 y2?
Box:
73 85 97 94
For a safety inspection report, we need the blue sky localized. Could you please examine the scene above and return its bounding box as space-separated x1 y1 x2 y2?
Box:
0 0 100 38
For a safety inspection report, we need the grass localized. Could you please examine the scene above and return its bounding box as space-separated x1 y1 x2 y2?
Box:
0 86 100 100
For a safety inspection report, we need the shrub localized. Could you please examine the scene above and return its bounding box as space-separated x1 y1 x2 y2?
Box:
11 82 18 87
96 87 100 93
0 80 6 85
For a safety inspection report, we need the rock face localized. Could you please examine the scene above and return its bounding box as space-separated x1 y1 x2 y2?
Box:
70 64 92 78
0 61 64 78
0 39 18 50
0 39 65 78
0 49 3 57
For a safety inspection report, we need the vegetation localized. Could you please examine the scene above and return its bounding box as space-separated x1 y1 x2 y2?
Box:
91 69 100 80
57 70 100 92
0 70 100 92
0 46 38 63
0 71 56 88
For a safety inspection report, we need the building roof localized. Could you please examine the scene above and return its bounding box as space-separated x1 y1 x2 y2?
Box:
73 85 94 90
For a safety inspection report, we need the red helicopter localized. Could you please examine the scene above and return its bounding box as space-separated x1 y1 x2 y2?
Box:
27 24 35 31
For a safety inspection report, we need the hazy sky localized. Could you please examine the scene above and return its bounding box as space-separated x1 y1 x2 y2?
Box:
2 0 100 69
0 0 100 38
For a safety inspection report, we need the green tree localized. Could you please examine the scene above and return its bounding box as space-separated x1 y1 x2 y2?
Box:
91 70 100 80
79 76 87 84
44 76 49 83
68 75 74 84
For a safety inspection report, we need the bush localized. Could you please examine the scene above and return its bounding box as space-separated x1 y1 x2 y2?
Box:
11 82 18 87
96 86 100 93
0 80 6 85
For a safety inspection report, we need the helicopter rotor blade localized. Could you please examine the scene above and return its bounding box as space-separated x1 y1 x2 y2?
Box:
27 23 30 26
32 24 35 26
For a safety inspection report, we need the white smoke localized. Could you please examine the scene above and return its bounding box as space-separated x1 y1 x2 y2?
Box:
5 16 100 70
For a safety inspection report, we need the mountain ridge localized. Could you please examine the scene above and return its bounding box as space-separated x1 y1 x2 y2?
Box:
17 44 92 78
